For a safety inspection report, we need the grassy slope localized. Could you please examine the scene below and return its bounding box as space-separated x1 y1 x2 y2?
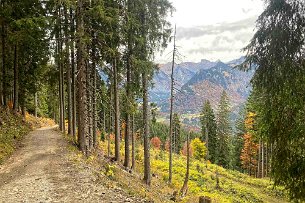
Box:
0 107 54 164
97 140 288 203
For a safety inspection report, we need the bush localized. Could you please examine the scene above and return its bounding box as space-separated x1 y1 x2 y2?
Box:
191 138 207 161
181 141 193 157
151 137 162 149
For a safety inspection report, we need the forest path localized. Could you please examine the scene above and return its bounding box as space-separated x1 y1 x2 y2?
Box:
0 126 143 203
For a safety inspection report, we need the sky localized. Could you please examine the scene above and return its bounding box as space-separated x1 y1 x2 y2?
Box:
155 0 265 64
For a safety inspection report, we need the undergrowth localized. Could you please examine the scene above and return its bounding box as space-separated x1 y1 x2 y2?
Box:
97 140 288 203
0 107 54 164
65 136 289 203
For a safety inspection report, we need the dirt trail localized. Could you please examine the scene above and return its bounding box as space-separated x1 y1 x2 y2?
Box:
0 126 144 203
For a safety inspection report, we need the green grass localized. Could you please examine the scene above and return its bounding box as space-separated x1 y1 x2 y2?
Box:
99 140 288 203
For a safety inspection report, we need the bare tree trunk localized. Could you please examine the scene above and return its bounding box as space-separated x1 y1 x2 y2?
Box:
124 55 131 168
55 12 62 130
60 15 65 133
258 138 261 178
93 71 97 148
108 83 113 157
131 113 135 170
59 56 64 131
180 132 190 196
1 6 6 107
270 143 273 175
168 25 176 184
34 92 38 118
86 58 93 150
58 6 65 133
103 109 106 136
249 140 252 176
13 44 18 112
143 72 151 185
261 142 265 178
77 0 89 155
91 37 97 148
114 58 120 162
70 8 77 140
266 143 268 177
65 7 72 135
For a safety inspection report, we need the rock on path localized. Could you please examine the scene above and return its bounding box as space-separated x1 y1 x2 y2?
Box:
0 126 143 203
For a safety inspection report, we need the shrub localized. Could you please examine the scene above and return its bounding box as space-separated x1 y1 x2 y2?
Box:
181 141 193 157
151 137 162 149
191 138 207 161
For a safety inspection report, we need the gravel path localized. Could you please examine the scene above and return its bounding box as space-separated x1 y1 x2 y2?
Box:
0 126 144 203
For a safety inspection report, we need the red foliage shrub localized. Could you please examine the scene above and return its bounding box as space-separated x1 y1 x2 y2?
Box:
151 137 162 149
181 141 193 157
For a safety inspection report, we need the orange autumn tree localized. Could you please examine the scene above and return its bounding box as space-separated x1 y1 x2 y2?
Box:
151 137 162 149
240 112 259 176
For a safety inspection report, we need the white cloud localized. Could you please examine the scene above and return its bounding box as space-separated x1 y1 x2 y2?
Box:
154 0 265 63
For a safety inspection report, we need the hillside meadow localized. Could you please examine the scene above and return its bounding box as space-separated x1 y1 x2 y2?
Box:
96 139 288 203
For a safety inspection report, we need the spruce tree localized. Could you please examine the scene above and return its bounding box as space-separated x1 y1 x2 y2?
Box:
217 91 231 168
200 100 217 163
242 0 305 200
173 113 181 154
232 106 246 171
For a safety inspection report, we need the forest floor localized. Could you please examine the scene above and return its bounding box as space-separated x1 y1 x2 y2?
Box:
0 126 145 203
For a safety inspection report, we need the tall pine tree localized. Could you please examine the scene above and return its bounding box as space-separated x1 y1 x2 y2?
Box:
200 100 217 163
217 91 231 168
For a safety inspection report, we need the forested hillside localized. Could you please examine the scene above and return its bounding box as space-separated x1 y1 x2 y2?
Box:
1 0 305 202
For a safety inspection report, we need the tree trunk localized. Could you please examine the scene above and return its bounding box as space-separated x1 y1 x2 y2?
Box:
70 8 77 140
90 28 97 148
55 11 62 130
261 142 265 178
249 140 252 176
180 132 190 196
59 57 64 131
92 59 97 148
143 72 151 185
124 55 131 168
34 92 38 118
266 143 268 177
13 44 18 112
103 109 106 136
77 0 89 155
108 83 113 157
168 25 176 183
114 58 120 162
258 138 261 178
86 58 93 150
1 6 6 107
131 113 135 170
65 7 72 135
60 11 65 133
58 6 65 133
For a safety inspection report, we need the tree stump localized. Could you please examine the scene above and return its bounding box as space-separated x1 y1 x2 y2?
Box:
199 196 212 203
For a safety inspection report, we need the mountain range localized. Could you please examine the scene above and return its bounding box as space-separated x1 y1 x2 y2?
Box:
150 56 254 115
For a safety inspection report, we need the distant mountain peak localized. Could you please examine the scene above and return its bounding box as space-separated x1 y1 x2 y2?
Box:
200 59 212 63
150 56 253 115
